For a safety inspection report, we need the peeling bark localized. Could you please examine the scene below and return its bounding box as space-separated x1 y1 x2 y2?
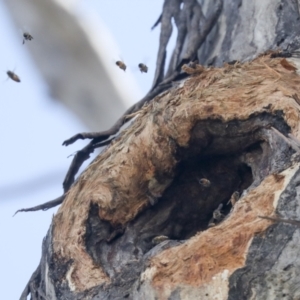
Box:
20 1 300 299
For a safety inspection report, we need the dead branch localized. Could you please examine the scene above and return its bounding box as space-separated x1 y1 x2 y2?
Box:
13 194 65 216
63 138 114 192
151 13 162 30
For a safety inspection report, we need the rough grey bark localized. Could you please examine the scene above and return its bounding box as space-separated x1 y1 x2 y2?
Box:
19 1 300 299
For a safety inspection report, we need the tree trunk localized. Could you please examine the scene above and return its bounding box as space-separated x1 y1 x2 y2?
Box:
20 1 300 299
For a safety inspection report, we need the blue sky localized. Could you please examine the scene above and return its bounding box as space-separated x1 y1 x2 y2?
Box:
0 0 178 298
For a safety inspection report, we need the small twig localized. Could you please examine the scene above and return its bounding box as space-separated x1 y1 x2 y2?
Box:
14 135 114 215
67 151 78 158
13 194 65 216
259 215 300 227
62 132 110 147
151 13 162 30
63 138 114 192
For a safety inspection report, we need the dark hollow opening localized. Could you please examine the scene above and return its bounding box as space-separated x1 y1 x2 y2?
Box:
84 112 293 291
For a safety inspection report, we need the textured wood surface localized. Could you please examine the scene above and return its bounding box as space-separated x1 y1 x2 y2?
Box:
30 56 300 300
19 1 300 299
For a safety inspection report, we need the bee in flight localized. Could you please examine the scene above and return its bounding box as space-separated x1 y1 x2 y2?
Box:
116 60 126 71
138 63 148 73
23 32 33 44
6 70 21 82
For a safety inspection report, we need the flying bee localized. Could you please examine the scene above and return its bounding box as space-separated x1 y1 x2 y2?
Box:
198 178 211 187
138 63 148 73
6 70 21 82
116 60 126 71
23 32 33 44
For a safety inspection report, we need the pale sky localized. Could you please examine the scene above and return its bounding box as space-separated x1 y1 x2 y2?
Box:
0 0 179 298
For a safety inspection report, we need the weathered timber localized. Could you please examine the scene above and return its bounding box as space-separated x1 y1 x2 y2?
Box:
20 0 300 299
22 55 300 299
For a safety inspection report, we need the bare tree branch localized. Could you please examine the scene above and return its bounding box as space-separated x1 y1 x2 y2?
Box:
63 138 114 192
151 13 162 30
13 194 65 216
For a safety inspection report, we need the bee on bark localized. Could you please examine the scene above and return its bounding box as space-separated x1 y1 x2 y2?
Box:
152 235 169 245
227 191 240 206
208 204 224 227
116 60 126 71
23 32 33 44
6 70 21 82
138 63 148 73
213 203 223 220
198 178 211 187
188 59 198 69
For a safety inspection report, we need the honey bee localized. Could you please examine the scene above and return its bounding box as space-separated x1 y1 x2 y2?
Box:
213 203 223 220
227 191 240 206
188 59 198 69
116 61 126 71
23 32 33 44
7 70 21 82
138 63 148 73
208 203 224 227
198 178 211 187
152 235 169 245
